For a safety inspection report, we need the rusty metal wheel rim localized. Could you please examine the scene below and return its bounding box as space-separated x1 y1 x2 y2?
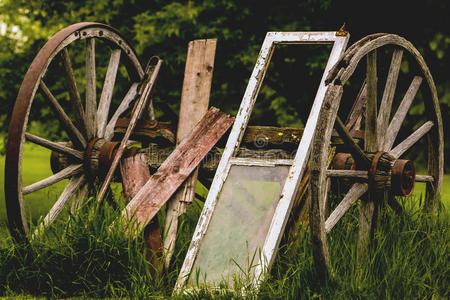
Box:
5 22 144 242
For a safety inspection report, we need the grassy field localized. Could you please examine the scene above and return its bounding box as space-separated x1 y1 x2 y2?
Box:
0 146 448 298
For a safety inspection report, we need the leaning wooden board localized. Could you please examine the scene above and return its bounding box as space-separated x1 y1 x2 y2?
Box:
122 107 234 232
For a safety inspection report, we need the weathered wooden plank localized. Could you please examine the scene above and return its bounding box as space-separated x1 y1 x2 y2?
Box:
389 121 434 158
25 132 83 160
97 49 121 138
123 107 234 232
377 49 403 148
97 58 163 203
164 39 217 269
39 80 87 149
60 48 87 139
120 152 163 260
85 38 96 140
383 76 422 151
23 164 83 195
325 183 368 233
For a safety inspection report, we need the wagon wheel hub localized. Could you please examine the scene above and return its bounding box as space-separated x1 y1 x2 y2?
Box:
83 138 120 178
331 151 415 196
51 138 129 179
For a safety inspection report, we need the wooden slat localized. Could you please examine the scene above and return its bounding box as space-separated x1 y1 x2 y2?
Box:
377 49 403 148
39 80 87 149
365 50 378 152
122 107 234 232
33 175 85 238
120 153 163 262
98 58 163 203
389 121 434 158
164 38 217 269
358 50 378 268
23 164 83 195
104 82 139 141
325 183 368 233
326 169 368 179
383 76 423 151
25 132 83 160
357 194 377 267
85 38 97 140
61 48 87 139
97 49 121 138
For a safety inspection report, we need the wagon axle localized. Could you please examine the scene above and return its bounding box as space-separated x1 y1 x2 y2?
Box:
331 152 415 196
50 138 139 179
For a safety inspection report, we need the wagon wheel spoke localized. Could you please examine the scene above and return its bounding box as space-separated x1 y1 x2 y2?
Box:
415 175 434 182
377 49 403 148
97 58 163 203
60 48 88 139
71 183 89 214
357 49 379 266
383 76 423 151
389 121 434 158
345 80 367 131
23 164 83 195
335 116 371 168
387 193 403 215
104 82 139 141
85 38 97 140
25 132 83 160
365 50 378 152
39 80 87 149
325 183 368 233
32 175 86 238
97 48 121 138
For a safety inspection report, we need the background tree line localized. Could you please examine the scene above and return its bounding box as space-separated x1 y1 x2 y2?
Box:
0 0 448 171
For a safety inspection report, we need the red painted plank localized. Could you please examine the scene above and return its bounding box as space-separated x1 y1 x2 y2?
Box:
122 107 234 232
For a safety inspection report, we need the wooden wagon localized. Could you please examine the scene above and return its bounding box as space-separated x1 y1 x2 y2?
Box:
4 23 443 291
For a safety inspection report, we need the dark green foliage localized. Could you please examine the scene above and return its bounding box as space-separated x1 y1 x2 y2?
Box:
0 0 448 169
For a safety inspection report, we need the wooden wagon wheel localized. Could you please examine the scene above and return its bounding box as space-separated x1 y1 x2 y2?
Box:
309 33 444 277
5 22 148 242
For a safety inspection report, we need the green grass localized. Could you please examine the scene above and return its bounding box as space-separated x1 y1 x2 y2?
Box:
0 146 448 298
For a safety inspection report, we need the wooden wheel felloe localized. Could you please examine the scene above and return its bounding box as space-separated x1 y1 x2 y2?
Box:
5 23 146 242
310 34 444 276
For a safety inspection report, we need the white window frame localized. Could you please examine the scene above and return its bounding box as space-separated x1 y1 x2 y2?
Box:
175 31 349 291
